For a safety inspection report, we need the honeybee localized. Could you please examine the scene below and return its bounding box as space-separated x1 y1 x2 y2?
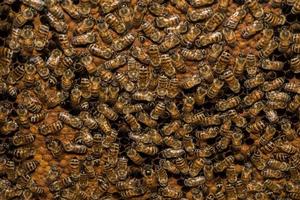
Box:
156 167 168 187
181 48 206 61
39 121 64 136
132 91 156 101
285 181 300 193
247 101 265 117
242 20 264 39
112 33 135 52
207 78 224 99
126 148 144 165
120 187 147 198
141 21 165 44
246 119 266 133
277 142 298 154
34 25 49 51
256 28 274 50
291 0 300 14
207 43 223 63
203 164 214 180
243 73 265 89
146 45 161 68
88 44 113 60
46 0 64 19
243 89 264 106
12 134 35 147
182 95 195 113
105 13 126 34
290 56 300 74
165 21 189 35
263 107 279 123
161 148 185 159
132 0 148 28
195 31 223 47
163 136 182 149
6 64 24 84
156 15 180 28
204 12 225 32
181 75 202 89
259 39 278 58
45 137 64 158
221 69 240 93
49 176 74 192
116 178 140 191
188 0 214 7
288 95 300 112
245 0 264 19
137 112 158 128
262 77 285 92
61 0 81 19
11 147 35 161
16 107 30 128
72 31 96 46
214 49 231 74
284 82 300 94
261 169 284 179
13 7 36 28
292 43 300 54
264 12 286 26
159 33 181 53
228 109 247 128
224 6 247 29
181 24 201 47
124 114 141 131
261 59 284 71
184 176 205 187
59 112 83 129
159 186 183 198
278 27 292 53
187 7 213 22
46 12 68 33
79 54 97 74
63 142 87 154
194 86 207 105
266 91 290 102
115 72 135 92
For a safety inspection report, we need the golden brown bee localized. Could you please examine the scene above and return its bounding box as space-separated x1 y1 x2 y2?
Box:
187 7 213 22
175 157 189 174
88 44 113 60
61 69 75 92
285 181 300 193
266 91 290 102
79 54 97 75
214 49 231 74
61 0 81 19
34 24 49 51
245 0 264 19
184 176 206 187
247 101 265 117
218 0 230 10
207 78 224 99
46 0 64 19
46 12 68 33
22 0 44 10
105 13 126 34
165 101 180 119
291 0 300 14
246 119 266 133
156 167 168 187
169 0 189 13
262 77 285 92
13 7 36 28
96 19 113 45
46 49 62 71
228 109 247 128
112 33 135 52
96 114 112 134
132 0 148 28
267 159 290 171
203 164 214 180
221 70 240 93
226 165 238 183
20 26 34 51
12 134 35 147
156 15 180 28
263 107 279 123
124 114 141 131
193 86 207 105
11 146 35 161
188 158 204 177
261 169 284 179
195 31 223 47
136 112 158 128
148 1 168 16
277 142 298 154
242 20 264 39
82 156 95 178
181 75 202 90
284 82 300 94
39 120 64 136
50 176 74 192
243 89 264 106
261 59 284 71
290 56 300 73
181 48 206 61
182 95 195 113
165 21 189 35
245 52 257 76
207 43 223 63
164 136 182 149
148 45 161 67
72 31 96 46
105 55 127 71
7 64 24 84
244 73 265 89
141 21 165 44
265 12 286 26
162 120 181 136
156 75 169 98
160 54 176 77
120 187 147 198
56 34 74 56
256 28 274 50
288 94 300 112
222 28 236 47
16 106 30 128
278 27 292 53
181 24 202 47
161 148 185 159
131 46 150 65
63 142 87 154
116 72 135 92
58 112 83 129
2 187 22 199
224 6 247 29
259 39 278 58
250 150 266 170
116 178 140 191
75 16 95 35
204 12 225 32
159 186 183 198
132 91 156 102
7 27 21 52
126 148 144 165
159 33 181 53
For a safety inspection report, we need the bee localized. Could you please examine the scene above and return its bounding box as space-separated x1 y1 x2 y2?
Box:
207 78 224 99
246 119 266 133
149 129 163 145
263 107 279 123
46 0 64 19
184 176 206 187
63 142 87 154
8 28 21 52
148 45 161 67
181 48 206 61
132 91 156 102
277 142 298 154
89 44 113 60
267 159 290 171
156 167 168 187
136 143 159 156
226 165 238 183
150 101 165 120
39 121 64 136
266 91 290 103
126 148 144 165
180 25 201 47
165 21 189 35
251 150 266 170
291 0 300 14
159 186 183 198
96 114 112 135
203 164 214 181
6 64 24 85
46 12 68 33
148 1 168 17
141 21 165 43
247 101 265 117
159 34 181 53
243 89 264 106
155 75 169 98
21 25 35 51
261 59 284 71
169 0 189 13
231 131 244 148
189 158 205 177
58 112 83 129
156 15 180 28
278 27 292 53
136 112 158 128
244 73 265 89
187 7 213 22
131 46 150 64
75 16 95 35
165 101 180 119
265 13 286 26
105 13 126 34
161 148 185 159
105 55 127 71
13 7 36 28
23 0 45 11
61 69 75 92
204 12 225 32
285 181 300 193
221 69 240 93
97 19 113 45
12 134 35 147
56 34 74 56
194 86 207 105
188 0 214 7
50 176 74 192
259 39 278 58
175 157 189 174
261 169 284 179
72 31 96 46
116 72 135 92
195 31 223 47
46 49 62 71
181 75 202 90
112 33 135 52
284 82 300 94
61 0 81 19
224 6 247 29
292 43 300 54
45 137 64 158
163 136 182 149
288 95 300 112
228 109 247 128
2 187 22 199
124 114 141 131
262 77 285 92
15 106 30 128
205 44 222 64
256 28 274 50
132 0 148 28
160 54 176 77
182 95 195 113
214 50 231 74
245 0 264 19
242 20 264 39
11 146 35 161
34 24 49 51
120 187 147 198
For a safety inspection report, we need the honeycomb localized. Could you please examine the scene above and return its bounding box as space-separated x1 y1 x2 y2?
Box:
0 0 300 199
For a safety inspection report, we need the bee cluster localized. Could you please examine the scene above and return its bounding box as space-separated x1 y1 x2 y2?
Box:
0 0 300 199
